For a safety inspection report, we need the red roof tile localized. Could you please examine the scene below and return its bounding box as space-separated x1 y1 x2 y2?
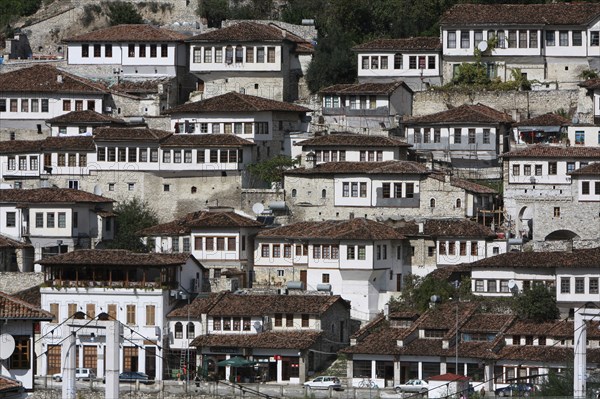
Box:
285 160 430 176
513 113 570 127
0 64 106 94
440 3 600 26
167 292 227 318
0 140 42 155
138 210 263 236
37 249 194 267
353 37 442 51
94 127 171 142
164 92 311 114
429 373 470 382
160 134 255 148
404 104 513 125
46 110 126 125
467 247 600 269
0 376 22 393
0 234 32 249
297 133 411 148
0 188 113 204
0 290 53 320
503 145 600 159
390 218 496 238
257 218 404 241
580 79 600 90
570 162 600 176
191 330 322 350
42 136 96 152
65 24 188 42
319 81 411 95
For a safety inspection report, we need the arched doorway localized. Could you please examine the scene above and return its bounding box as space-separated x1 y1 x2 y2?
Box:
545 230 580 241
517 206 533 239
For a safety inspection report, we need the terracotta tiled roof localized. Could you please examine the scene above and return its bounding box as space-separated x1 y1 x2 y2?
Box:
502 145 600 158
64 24 188 42
353 37 442 51
0 140 42 155
0 290 53 320
404 104 513 124
37 249 195 267
0 188 113 204
0 64 106 94
319 81 411 95
42 136 96 152
188 22 301 43
461 314 514 333
94 127 172 142
11 285 42 307
138 210 263 236
0 376 22 393
467 247 600 269
296 133 411 148
0 234 32 249
46 110 126 125
257 218 404 241
343 325 409 355
167 292 227 318
440 3 600 26
579 79 600 90
191 330 321 350
570 162 600 176
429 174 498 194
160 134 255 148
392 219 496 238
513 113 570 127
206 293 348 317
497 345 573 363
164 92 311 114
285 160 430 176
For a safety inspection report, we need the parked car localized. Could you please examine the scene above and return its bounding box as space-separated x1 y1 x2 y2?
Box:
394 379 429 394
304 376 342 390
52 368 96 382
119 372 152 384
494 383 535 397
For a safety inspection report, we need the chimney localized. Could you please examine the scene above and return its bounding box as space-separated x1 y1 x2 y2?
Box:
305 151 316 169
57 75 63 83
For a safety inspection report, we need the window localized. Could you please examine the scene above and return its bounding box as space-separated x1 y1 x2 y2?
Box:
128 44 135 57
139 44 146 57
162 151 171 163
559 31 568 46
575 131 585 145
235 45 243 63
468 129 476 144
575 278 585 294
274 314 282 327
21 99 28 112
175 322 183 338
475 280 484 292
261 244 269 258
93 44 101 57
461 31 470 48
322 273 330 283
592 31 600 46
150 44 157 57
482 129 490 144
267 47 276 63
256 47 264 62
128 183 135 191
596 182 600 195
58 213 66 228
573 31 582 46
405 183 414 198
590 278 599 294
5 212 16 227
430 198 436 208
0 99 5 112
286 314 294 327
82 44 89 57
512 164 520 176
382 183 391 198
524 165 531 176
507 30 517 48
546 31 555 46
409 56 417 69
582 181 591 194
18 156 26 170
246 46 254 62
448 31 456 48
548 162 557 175
126 305 136 325
567 162 575 173
358 246 366 260
554 207 561 218
454 129 461 144
488 280 497 293
347 246 355 260
63 100 71 111
47 213 55 228
535 165 542 176
560 277 570 294
35 212 43 228
9 336 30 369
393 53 403 69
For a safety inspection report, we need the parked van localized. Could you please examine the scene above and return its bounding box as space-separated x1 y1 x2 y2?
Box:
52 368 96 382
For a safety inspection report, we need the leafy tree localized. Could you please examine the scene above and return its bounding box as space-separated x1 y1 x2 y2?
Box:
389 273 469 312
579 68 599 80
106 1 143 25
109 197 158 252
513 283 560 322
537 368 573 397
197 0 229 27
247 156 298 188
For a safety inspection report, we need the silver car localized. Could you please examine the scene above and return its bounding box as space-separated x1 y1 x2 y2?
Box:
304 376 342 390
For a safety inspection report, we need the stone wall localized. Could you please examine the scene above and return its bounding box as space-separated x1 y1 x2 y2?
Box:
0 272 44 294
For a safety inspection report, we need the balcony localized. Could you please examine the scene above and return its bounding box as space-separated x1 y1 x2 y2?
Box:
46 279 177 290
322 106 390 117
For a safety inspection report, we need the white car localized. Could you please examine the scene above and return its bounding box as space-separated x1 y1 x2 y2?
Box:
304 376 343 390
52 368 96 382
394 379 428 394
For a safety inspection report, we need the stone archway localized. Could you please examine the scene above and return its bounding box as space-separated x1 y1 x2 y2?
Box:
517 206 533 239
545 230 580 241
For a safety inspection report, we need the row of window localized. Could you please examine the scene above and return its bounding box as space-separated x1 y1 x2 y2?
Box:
174 121 269 135
380 182 416 199
560 276 600 294
6 156 38 171
97 147 243 164
82 43 169 58
322 95 381 110
314 150 346 163
439 241 479 257
194 236 237 252
447 29 591 49
260 243 308 259
192 45 277 64
511 161 589 176
414 128 491 145
49 303 155 325
173 321 195 339
0 98 50 113
361 54 436 70
33 212 68 229
581 181 600 195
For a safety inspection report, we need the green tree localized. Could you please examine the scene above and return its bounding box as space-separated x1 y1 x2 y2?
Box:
197 0 229 28
513 283 560 322
389 274 467 312
106 1 143 25
109 197 158 252
537 368 573 397
247 156 298 188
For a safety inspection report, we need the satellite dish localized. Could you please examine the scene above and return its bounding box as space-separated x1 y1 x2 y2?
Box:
508 280 518 293
430 295 441 304
252 203 265 215
93 184 102 196
477 41 488 52
0 334 15 360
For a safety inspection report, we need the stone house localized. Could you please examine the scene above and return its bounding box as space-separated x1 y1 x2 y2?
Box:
0 64 108 139
352 37 443 91
439 3 600 88
0 291 53 390
254 218 404 322
0 235 32 272
187 291 351 384
284 161 497 223
0 188 114 269
138 207 264 290
186 22 313 102
164 91 311 164
403 104 514 179
37 250 204 381
502 145 600 245
318 82 413 136
579 78 600 124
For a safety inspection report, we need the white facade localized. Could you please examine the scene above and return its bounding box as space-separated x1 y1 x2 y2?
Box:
568 125 600 147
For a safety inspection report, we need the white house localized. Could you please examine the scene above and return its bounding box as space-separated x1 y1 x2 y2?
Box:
0 291 53 391
0 64 107 138
579 78 600 124
403 103 514 179
318 82 413 136
352 37 442 90
439 3 600 88
38 250 204 381
186 22 313 102
0 188 115 268
254 218 405 321
46 110 126 137
64 24 188 78
567 124 600 147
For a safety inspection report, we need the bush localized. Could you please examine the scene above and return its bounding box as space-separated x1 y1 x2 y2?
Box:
82 4 102 27
105 1 143 25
